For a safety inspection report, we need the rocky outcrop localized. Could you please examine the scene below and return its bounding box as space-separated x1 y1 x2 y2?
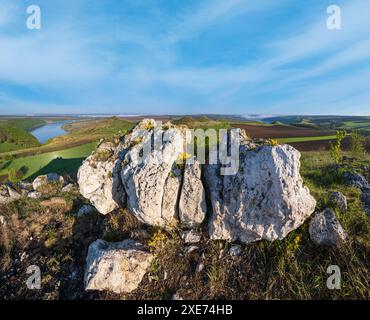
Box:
78 141 126 215
33 173 64 191
309 208 347 246
84 239 153 294
78 119 316 243
329 191 347 211
204 144 316 243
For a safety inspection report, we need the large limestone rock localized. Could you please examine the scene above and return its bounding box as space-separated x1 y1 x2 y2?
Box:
77 119 317 245
309 208 347 246
121 121 186 228
84 239 153 294
179 160 207 228
204 143 316 243
78 141 126 215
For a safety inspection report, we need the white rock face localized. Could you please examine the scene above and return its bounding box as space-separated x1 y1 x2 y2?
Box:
204 144 316 243
121 123 185 228
78 141 126 215
309 208 347 246
33 173 64 191
179 161 207 228
84 239 153 294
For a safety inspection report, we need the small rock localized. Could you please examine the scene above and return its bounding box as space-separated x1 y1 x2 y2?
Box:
172 293 183 300
7 186 21 199
229 245 242 257
33 173 64 191
181 229 201 244
62 184 75 193
196 263 204 273
361 193 370 215
20 252 28 262
343 171 369 191
27 191 42 199
309 208 347 246
0 185 21 204
329 191 347 211
0 215 6 225
18 182 33 190
361 192 370 205
186 246 199 254
77 205 96 217
84 239 153 294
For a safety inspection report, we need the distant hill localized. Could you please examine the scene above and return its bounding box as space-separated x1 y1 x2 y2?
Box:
0 121 41 153
172 115 230 130
262 115 370 134
8 118 46 131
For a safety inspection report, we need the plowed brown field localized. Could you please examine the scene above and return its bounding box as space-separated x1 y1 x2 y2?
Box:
232 123 334 139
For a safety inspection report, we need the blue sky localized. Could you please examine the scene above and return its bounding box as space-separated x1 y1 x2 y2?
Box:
0 0 369 115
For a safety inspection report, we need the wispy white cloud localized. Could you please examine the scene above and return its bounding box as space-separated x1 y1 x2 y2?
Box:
0 0 369 115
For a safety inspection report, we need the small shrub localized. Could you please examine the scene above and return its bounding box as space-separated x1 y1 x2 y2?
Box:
7 168 18 183
148 230 168 253
329 130 346 164
175 152 191 170
207 265 227 292
93 149 112 162
267 139 279 146
130 136 143 148
350 130 366 158
144 122 155 131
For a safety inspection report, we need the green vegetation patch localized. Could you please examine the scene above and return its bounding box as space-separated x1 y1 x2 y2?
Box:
0 142 95 181
278 135 336 143
0 121 41 153
63 116 135 137
172 116 230 130
8 118 46 131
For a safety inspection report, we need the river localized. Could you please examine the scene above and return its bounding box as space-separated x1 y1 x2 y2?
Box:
30 121 70 144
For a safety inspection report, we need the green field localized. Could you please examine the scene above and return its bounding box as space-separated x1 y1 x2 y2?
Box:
278 135 336 143
339 121 370 131
0 142 95 180
263 115 370 132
